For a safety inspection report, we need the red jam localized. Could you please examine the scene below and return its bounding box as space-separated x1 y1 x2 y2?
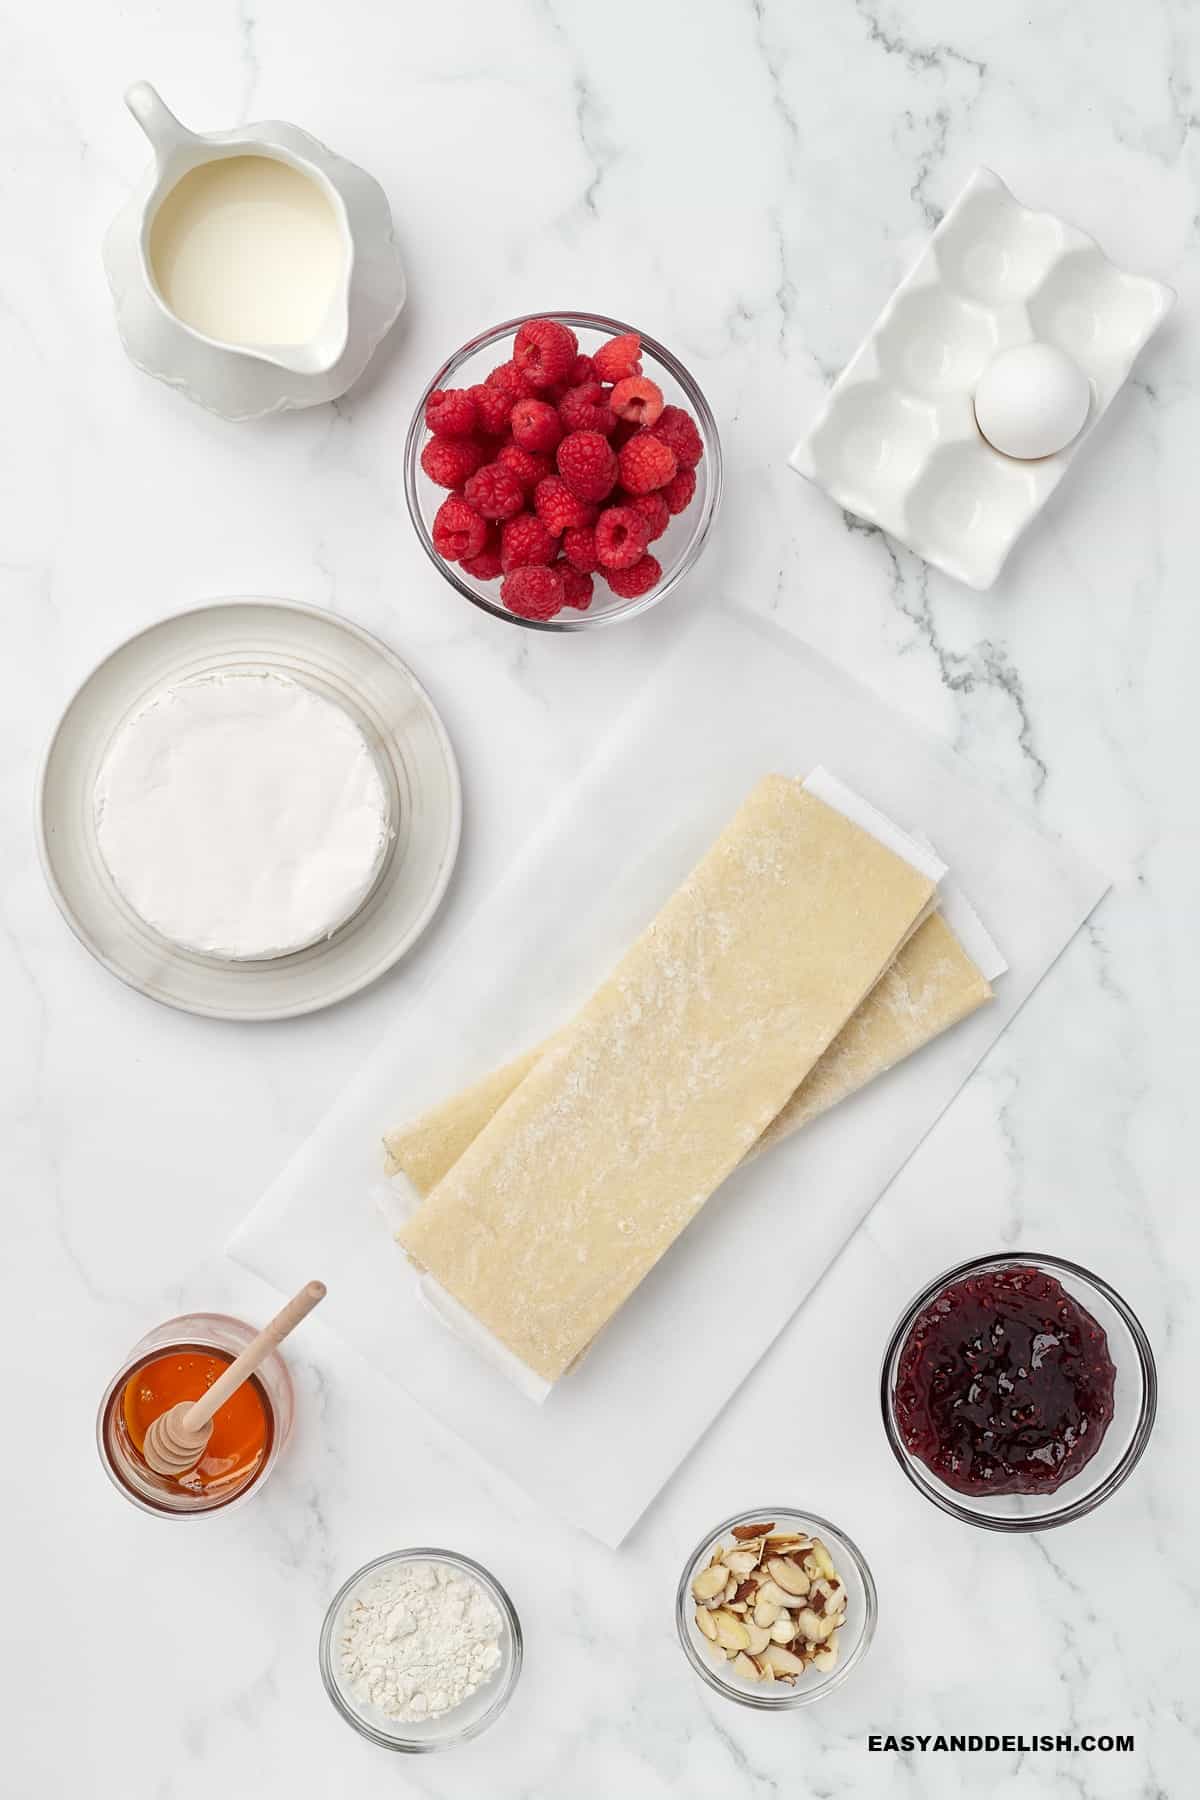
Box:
894 1265 1116 1495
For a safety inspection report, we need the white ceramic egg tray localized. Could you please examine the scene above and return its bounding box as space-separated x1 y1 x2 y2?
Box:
789 167 1174 589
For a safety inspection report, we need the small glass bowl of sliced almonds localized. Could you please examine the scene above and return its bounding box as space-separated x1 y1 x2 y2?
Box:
675 1507 877 1709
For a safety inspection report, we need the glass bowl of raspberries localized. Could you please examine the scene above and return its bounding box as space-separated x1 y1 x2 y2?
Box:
404 313 721 629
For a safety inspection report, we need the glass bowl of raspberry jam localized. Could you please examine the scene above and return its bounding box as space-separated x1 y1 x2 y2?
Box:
404 311 722 631
881 1253 1156 1531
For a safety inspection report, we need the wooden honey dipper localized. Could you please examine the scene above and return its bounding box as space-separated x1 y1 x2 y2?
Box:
142 1281 326 1478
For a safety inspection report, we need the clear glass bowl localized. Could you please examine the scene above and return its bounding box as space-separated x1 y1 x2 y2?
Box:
675 1507 877 1710
403 311 722 630
319 1549 523 1752
96 1312 294 1518
880 1251 1157 1531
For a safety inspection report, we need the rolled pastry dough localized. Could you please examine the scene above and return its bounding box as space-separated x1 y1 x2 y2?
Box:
385 911 991 1193
397 776 935 1382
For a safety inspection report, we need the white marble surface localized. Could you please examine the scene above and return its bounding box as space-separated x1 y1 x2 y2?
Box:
1 2 1195 1795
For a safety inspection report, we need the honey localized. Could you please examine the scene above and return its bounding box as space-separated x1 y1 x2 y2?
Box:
120 1346 271 1495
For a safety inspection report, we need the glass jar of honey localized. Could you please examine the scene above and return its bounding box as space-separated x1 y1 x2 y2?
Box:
97 1313 294 1516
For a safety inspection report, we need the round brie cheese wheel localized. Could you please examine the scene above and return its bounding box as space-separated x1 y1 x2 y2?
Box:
94 670 391 961
973 342 1091 461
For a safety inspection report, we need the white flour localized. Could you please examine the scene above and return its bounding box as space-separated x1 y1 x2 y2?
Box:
337 1559 504 1723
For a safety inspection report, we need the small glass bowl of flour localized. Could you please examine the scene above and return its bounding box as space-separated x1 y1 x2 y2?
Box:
319 1549 522 1751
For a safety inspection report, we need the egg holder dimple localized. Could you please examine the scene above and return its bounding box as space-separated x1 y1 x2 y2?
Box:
789 168 1174 589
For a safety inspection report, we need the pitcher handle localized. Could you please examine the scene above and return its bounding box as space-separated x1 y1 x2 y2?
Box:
124 83 192 160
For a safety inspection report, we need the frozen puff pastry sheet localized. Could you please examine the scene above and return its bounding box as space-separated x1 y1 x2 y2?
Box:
385 912 991 1194
397 776 936 1383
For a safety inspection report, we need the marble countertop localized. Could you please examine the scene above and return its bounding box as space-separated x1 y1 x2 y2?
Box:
2 2 1195 1796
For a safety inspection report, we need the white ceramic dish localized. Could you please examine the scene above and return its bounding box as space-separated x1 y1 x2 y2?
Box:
789 167 1174 589
104 85 406 421
38 599 461 1020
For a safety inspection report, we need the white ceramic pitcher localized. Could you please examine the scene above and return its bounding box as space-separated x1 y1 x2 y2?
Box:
104 83 406 419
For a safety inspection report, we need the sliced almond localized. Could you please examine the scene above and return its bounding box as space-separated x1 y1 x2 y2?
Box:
727 1602 748 1615
753 1599 780 1628
713 1610 751 1652
722 1574 740 1603
694 1606 719 1642
768 1614 796 1644
692 1564 729 1602
809 1539 836 1579
760 1644 806 1678
755 1580 792 1609
766 1557 811 1597
723 1550 759 1577
732 1521 775 1540
765 1534 811 1554
794 1606 838 1644
744 1621 771 1656
730 1652 761 1681
756 1655 776 1683
810 1645 837 1672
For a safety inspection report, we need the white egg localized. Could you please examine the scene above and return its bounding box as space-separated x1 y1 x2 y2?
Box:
973 342 1091 460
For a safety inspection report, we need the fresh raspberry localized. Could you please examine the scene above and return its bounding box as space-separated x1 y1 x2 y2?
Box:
558 381 616 436
463 461 526 521
535 476 598 536
602 553 661 599
561 524 600 572
610 375 664 427
510 397 563 455
617 433 676 495
501 564 564 620
594 504 651 570
662 465 697 515
629 492 670 540
500 511 557 572
432 494 488 562
496 443 552 495
649 404 704 469
557 430 618 503
568 353 596 385
592 332 642 383
460 531 503 581
469 382 516 436
558 564 594 610
486 359 538 400
424 387 477 437
420 435 485 489
513 318 578 389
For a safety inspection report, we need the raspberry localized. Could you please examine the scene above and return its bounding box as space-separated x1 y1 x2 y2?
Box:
424 387 477 437
593 332 642 383
486 359 538 400
629 492 670 540
557 430 618 503
495 443 552 495
510 397 563 455
420 435 485 490
594 504 651 570
661 465 697 515
513 318 578 389
649 404 704 469
559 381 616 436
463 461 525 521
460 532 503 580
469 382 516 436
617 433 676 495
610 375 664 427
500 511 557 572
568 353 596 385
535 476 598 536
432 495 488 562
501 564 564 620
559 564 594 610
561 524 600 572
602 552 661 599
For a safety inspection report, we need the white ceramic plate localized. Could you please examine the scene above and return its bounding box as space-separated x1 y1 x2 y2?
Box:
37 599 461 1020
789 167 1174 588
